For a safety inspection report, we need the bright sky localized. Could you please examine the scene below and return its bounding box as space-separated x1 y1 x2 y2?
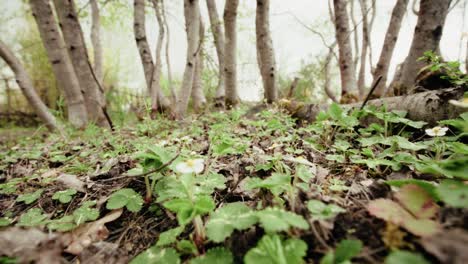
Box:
2 0 468 101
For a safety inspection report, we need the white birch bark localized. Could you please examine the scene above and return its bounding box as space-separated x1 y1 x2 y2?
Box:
256 0 278 103
29 0 88 128
53 0 110 128
372 0 409 97
333 0 358 96
399 0 452 91
176 0 201 117
224 0 239 107
191 18 207 111
90 0 103 85
0 39 60 132
206 0 226 103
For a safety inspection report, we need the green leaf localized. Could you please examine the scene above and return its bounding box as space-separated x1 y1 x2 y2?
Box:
206 202 258 242
17 208 48 227
325 154 345 163
0 217 13 227
385 250 429 264
334 239 363 263
307 200 345 220
130 247 180 264
190 247 233 264
47 215 76 232
177 240 198 255
193 195 215 215
156 226 184 247
392 136 427 151
244 234 307 264
52 189 77 204
256 208 309 233
107 188 144 212
73 201 99 225
16 189 43 205
437 180 468 208
244 173 291 196
329 103 344 121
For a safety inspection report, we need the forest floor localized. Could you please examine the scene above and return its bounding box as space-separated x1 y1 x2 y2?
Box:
0 104 467 264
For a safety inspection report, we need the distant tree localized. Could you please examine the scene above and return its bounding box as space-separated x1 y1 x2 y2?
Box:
372 0 409 97
191 18 207 111
52 0 111 128
256 0 278 103
149 0 165 114
398 0 452 92
133 0 170 113
29 0 88 128
90 0 103 85
224 0 240 108
206 0 226 106
333 0 358 99
0 39 59 132
176 0 201 118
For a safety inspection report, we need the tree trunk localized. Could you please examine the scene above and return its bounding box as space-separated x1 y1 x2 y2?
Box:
176 0 201 118
29 0 88 128
282 87 466 126
256 0 278 103
399 0 452 92
357 0 370 97
334 0 358 96
372 0 409 97
90 0 103 85
191 18 207 111
149 0 165 114
133 0 170 113
224 0 240 108
52 0 110 128
161 0 176 103
0 40 60 132
466 39 468 73
206 0 226 104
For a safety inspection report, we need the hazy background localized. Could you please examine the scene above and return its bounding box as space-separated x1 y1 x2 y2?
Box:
1 0 467 101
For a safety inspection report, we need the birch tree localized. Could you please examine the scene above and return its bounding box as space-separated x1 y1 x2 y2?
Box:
161 0 176 103
333 0 358 97
90 0 103 85
29 0 88 128
224 0 240 107
191 18 207 111
256 0 278 103
149 0 165 114
53 0 110 128
372 0 409 97
0 40 59 132
176 0 201 117
206 0 226 105
133 0 170 112
399 0 452 92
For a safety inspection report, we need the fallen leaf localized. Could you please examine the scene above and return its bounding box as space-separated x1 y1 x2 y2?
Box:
57 173 86 192
64 209 123 255
421 229 468 264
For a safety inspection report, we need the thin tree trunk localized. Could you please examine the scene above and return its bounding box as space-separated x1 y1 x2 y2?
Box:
466 39 468 73
399 0 452 92
350 0 360 72
52 0 110 128
333 0 358 96
372 0 409 97
224 0 240 108
357 0 369 97
133 0 170 112
149 0 165 114
90 0 103 85
0 39 59 132
206 0 226 104
256 0 278 103
176 0 201 117
29 0 88 128
161 0 176 103
191 18 207 111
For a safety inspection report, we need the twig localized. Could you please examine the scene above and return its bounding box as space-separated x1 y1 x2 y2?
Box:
360 76 382 110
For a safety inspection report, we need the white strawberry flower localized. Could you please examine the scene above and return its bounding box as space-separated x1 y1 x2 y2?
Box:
157 140 168 146
425 126 449 137
176 159 204 174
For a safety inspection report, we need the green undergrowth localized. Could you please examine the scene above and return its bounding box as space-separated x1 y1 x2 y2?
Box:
0 104 467 263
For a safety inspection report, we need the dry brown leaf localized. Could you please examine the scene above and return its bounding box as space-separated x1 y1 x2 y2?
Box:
57 173 86 192
64 209 123 255
421 229 468 264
